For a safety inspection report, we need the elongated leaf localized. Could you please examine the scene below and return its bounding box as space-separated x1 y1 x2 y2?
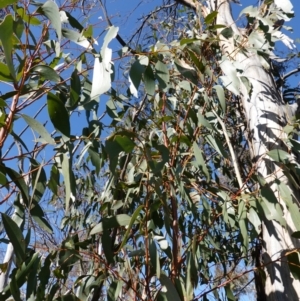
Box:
90 214 133 235
41 1 61 40
197 112 213 130
0 0 17 8
144 65 156 96
10 272 22 301
62 28 93 49
65 11 84 31
287 252 300 280
129 60 145 93
0 62 14 82
159 274 181 301
155 60 169 90
21 114 54 144
1 213 26 267
0 15 16 79
193 142 210 182
114 135 135 153
205 11 218 25
213 85 226 113
5 167 29 205
118 205 144 251
47 92 70 137
60 152 76 211
30 202 53 234
30 65 60 83
70 69 81 107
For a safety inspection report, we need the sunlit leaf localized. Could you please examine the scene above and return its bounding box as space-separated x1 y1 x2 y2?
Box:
30 65 60 83
40 1 61 40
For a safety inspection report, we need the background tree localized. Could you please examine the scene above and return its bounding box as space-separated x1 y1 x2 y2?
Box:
0 0 300 300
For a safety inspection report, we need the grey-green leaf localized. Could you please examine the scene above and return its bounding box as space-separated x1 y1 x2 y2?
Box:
1 213 26 267
41 1 61 41
21 114 55 144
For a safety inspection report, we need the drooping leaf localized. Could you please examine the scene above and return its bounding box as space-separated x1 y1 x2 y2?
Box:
40 1 61 41
70 69 81 108
0 15 16 80
64 11 84 31
62 28 93 49
0 62 14 82
129 59 145 94
47 92 70 137
21 114 55 144
1 213 26 267
287 251 300 280
5 167 29 205
158 274 181 301
213 85 226 113
144 64 156 96
193 142 210 182
155 60 169 90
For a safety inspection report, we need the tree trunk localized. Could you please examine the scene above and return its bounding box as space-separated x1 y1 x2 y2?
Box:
176 0 300 299
208 1 300 299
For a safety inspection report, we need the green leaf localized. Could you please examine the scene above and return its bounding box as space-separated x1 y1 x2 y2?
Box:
0 15 16 80
30 202 53 234
267 149 290 163
220 27 234 39
193 142 210 182
213 85 226 113
259 186 286 227
158 274 181 301
107 280 122 301
118 205 144 251
149 237 160 278
40 1 61 41
278 181 300 231
47 92 70 137
90 214 133 235
62 28 93 49
16 7 41 26
10 272 22 301
114 135 135 153
129 59 145 93
70 69 81 108
88 148 101 175
64 11 84 31
0 0 18 9
144 65 156 96
0 62 14 82
205 134 228 158
155 60 169 90
197 112 213 130
60 152 76 211
205 11 218 25
30 65 60 83
5 167 29 205
1 213 26 267
21 114 55 144
287 252 300 280
30 158 47 204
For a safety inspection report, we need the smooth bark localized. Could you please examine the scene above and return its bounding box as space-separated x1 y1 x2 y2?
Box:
175 0 300 299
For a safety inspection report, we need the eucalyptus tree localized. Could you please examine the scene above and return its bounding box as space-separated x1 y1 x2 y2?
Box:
0 0 300 300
